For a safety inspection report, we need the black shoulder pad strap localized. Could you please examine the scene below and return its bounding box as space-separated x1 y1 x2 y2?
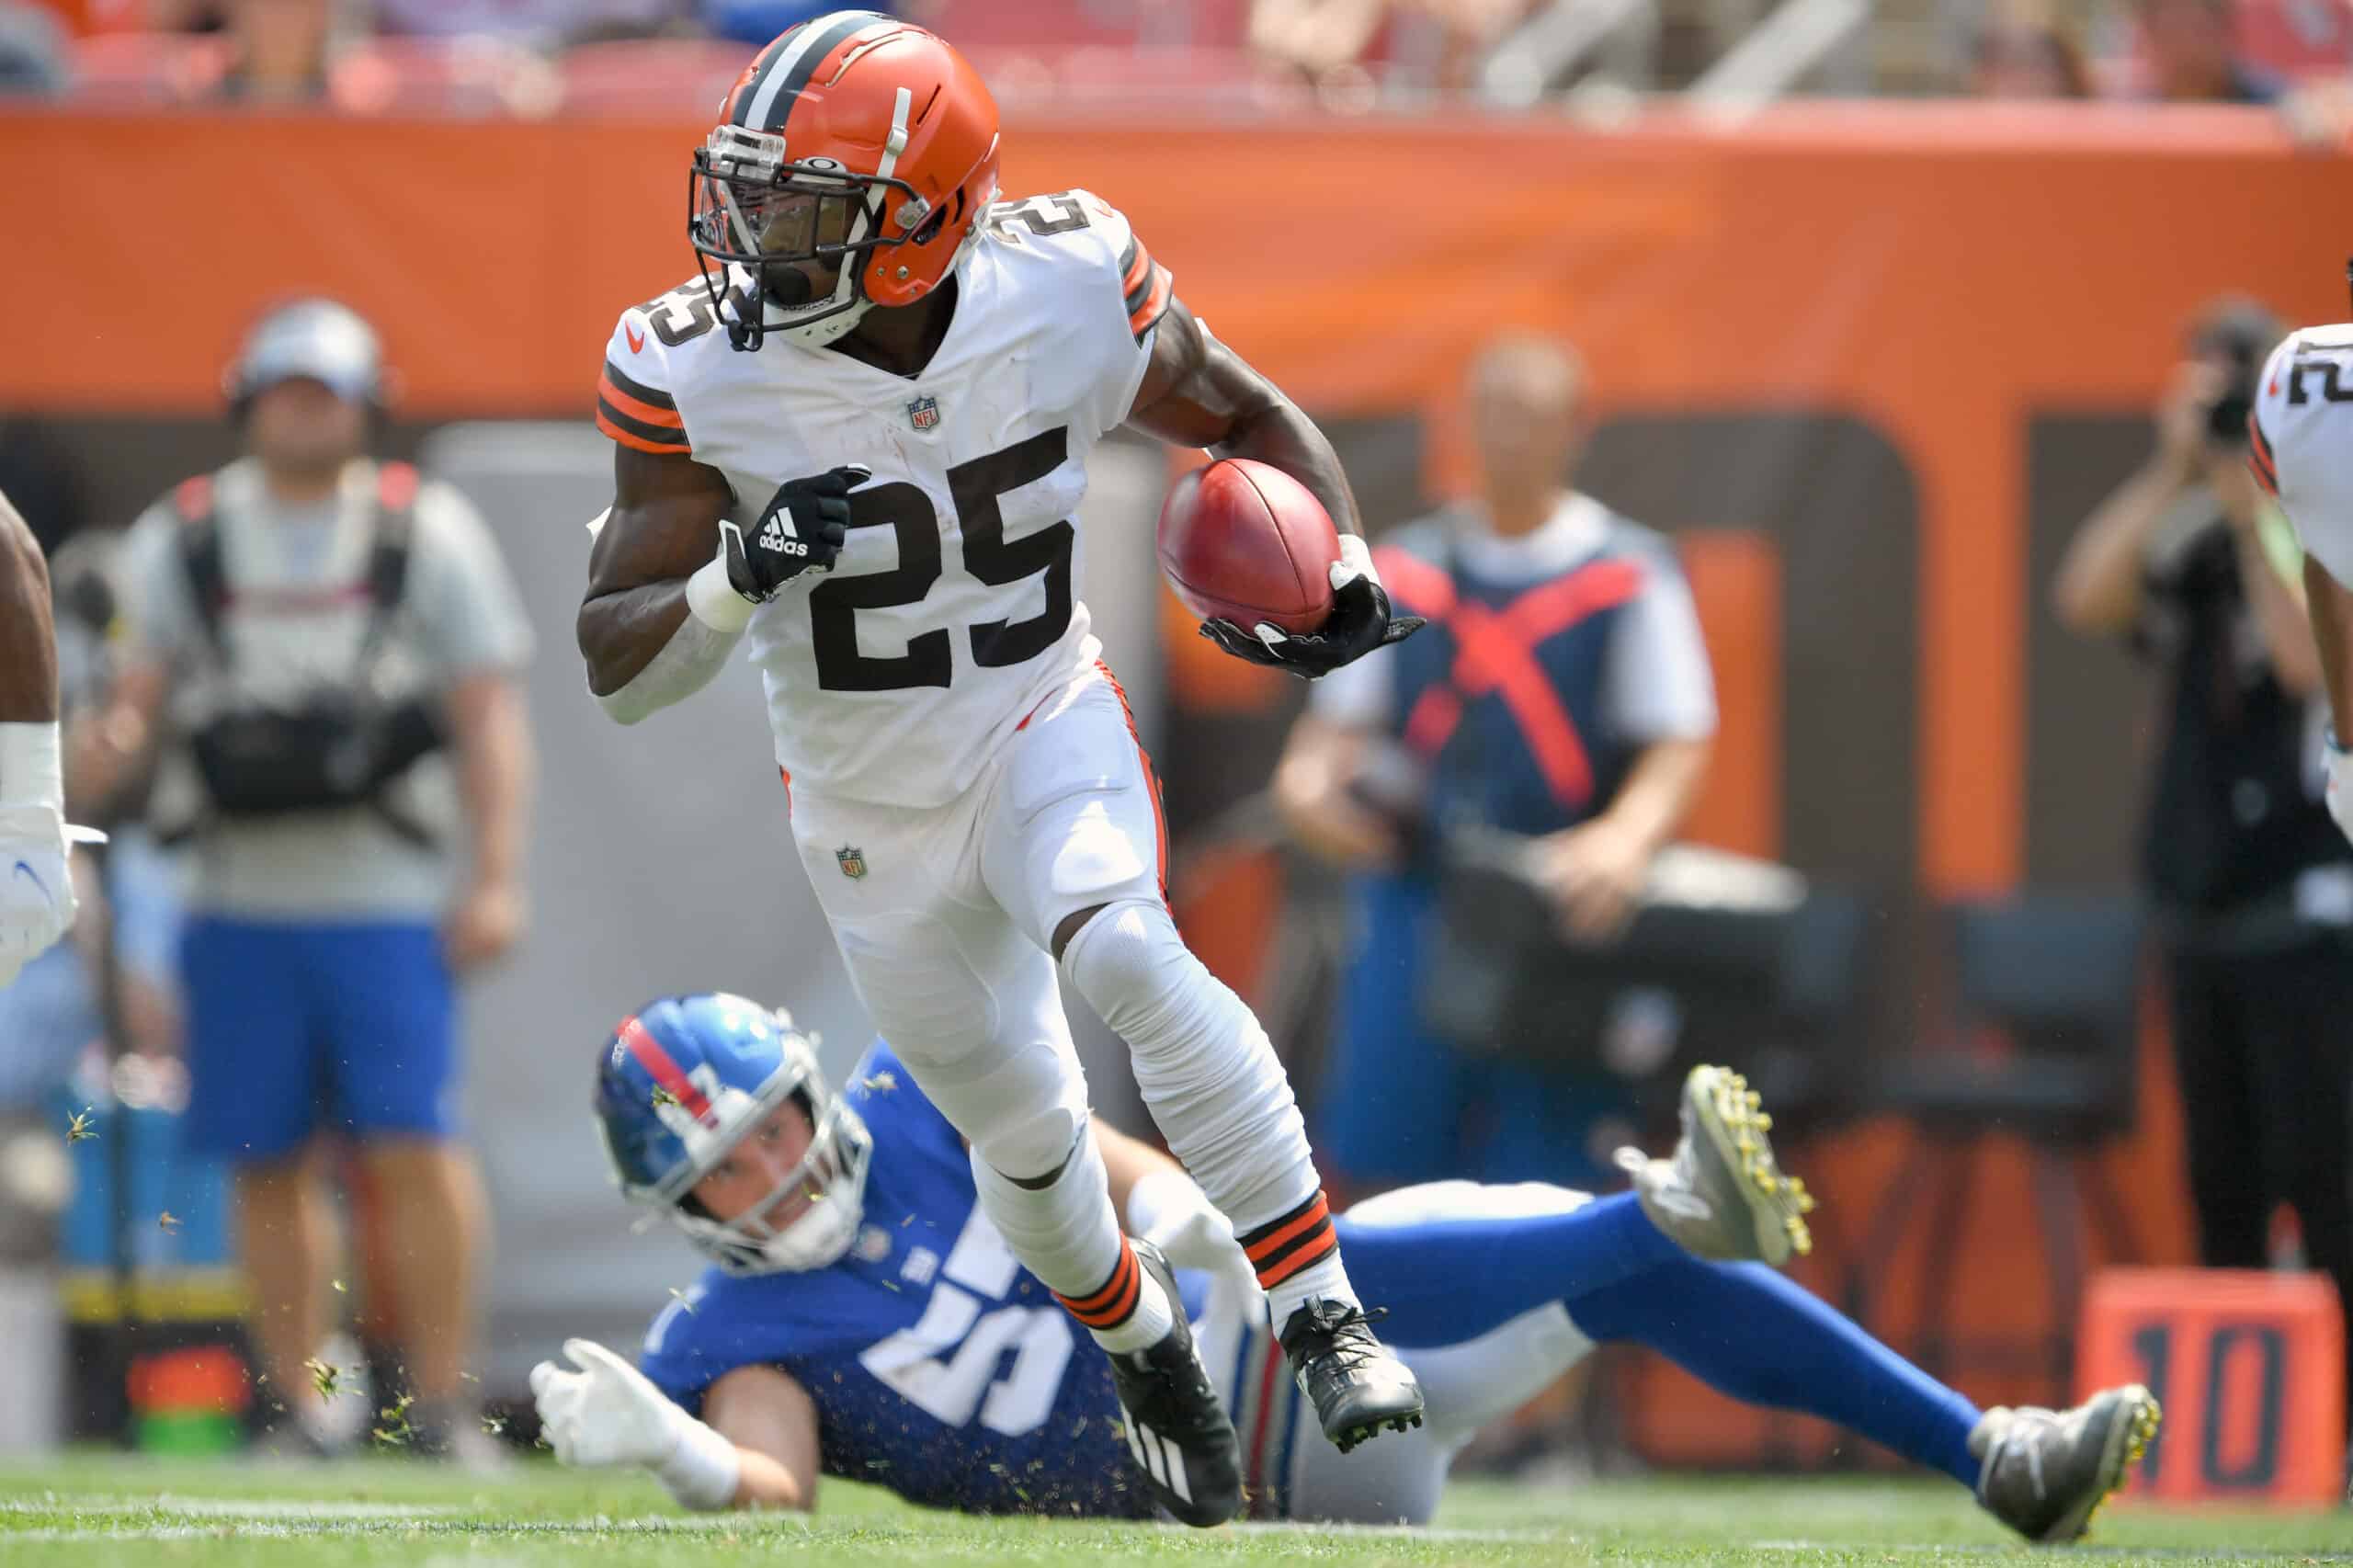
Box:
357 470 419 664
174 477 230 661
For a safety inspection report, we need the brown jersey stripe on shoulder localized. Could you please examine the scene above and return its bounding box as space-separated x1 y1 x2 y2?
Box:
596 394 689 448
596 405 692 456
1129 264 1174 343
2249 411 2280 494
598 371 684 429
2249 444 2280 497
1120 239 1154 304
603 358 676 412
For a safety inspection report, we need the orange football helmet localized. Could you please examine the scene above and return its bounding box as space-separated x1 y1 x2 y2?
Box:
690 12 1002 351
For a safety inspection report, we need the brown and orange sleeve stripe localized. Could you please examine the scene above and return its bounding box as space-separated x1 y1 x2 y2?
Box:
2247 409 2280 499
1117 233 1175 346
597 358 691 457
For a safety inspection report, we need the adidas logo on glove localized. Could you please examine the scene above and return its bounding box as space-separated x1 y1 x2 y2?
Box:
758 515 808 557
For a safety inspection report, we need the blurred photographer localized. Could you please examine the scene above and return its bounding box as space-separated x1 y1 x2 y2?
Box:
67 300 535 1460
2052 295 2353 1415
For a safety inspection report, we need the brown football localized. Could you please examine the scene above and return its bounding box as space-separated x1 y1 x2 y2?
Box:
1155 458 1340 636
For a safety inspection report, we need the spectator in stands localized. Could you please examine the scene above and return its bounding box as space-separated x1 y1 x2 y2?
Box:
218 0 332 101
1271 334 1717 1192
1969 0 2091 97
2051 295 2353 1428
369 0 689 46
0 2 68 94
1250 0 1530 91
701 1 891 48
2125 0 2279 101
67 299 536 1463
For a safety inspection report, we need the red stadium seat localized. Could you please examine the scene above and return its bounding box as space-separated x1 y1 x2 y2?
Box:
69 32 232 104
2234 0 2353 82
960 45 1308 112
933 0 1250 50
560 40 755 117
326 37 557 117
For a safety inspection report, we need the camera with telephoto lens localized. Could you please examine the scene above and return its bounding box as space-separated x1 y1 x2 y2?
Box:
2204 363 2256 449
2190 299 2280 450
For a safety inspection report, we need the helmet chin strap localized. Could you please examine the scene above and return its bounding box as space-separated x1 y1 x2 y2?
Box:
728 260 872 350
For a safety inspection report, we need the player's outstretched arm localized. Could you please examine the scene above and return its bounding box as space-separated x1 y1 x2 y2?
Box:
0 487 57 729
1127 301 1420 678
702 1364 824 1511
0 485 97 989
1094 1116 1257 1288
1124 298 1362 540
577 445 739 715
530 1339 819 1512
579 445 861 722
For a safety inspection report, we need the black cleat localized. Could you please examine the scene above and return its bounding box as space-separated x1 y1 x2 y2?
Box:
1105 1240 1243 1527
1278 1299 1425 1454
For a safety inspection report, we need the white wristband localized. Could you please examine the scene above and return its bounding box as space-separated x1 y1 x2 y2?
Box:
654 1414 743 1511
0 721 63 812
686 555 757 635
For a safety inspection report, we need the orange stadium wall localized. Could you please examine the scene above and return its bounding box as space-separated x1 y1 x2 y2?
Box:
5 102 2348 1462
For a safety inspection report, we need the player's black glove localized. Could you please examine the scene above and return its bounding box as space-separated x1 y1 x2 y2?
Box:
1199 537 1425 679
719 463 868 600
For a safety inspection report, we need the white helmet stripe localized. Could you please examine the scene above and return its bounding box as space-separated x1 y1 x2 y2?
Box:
737 11 891 132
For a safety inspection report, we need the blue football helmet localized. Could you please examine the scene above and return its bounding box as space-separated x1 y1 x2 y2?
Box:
594 992 872 1274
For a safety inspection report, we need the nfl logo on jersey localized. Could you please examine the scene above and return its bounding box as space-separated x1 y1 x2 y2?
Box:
906 395 940 432
836 846 868 880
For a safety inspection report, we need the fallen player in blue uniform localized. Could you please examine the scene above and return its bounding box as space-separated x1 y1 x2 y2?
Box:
532 992 2157 1540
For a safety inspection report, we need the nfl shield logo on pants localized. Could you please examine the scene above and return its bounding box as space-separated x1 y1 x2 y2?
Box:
906 395 940 432
835 846 868 880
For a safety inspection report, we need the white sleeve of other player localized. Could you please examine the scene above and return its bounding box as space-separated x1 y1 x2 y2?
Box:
2254 327 2353 586
1604 560 1718 743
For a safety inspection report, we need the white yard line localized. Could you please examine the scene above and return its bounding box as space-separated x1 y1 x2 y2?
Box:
0 1496 463 1520
1225 1521 1558 1542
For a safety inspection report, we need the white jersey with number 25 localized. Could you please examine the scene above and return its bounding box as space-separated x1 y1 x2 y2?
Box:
594 188 1176 808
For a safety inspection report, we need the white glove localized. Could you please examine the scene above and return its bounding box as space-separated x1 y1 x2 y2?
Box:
2328 729 2353 846
0 804 97 992
529 1337 740 1508
1129 1167 1258 1298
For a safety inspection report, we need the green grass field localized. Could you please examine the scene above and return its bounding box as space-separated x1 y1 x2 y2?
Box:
1 1455 2347 1566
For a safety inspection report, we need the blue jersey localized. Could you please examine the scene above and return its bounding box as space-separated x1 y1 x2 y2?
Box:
638 1043 1176 1517
1377 510 1667 843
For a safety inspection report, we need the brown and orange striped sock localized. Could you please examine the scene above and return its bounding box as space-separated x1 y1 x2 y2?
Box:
1053 1233 1174 1354
1238 1190 1355 1330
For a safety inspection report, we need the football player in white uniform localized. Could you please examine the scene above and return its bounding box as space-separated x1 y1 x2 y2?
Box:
0 485 97 990
2249 267 2353 846
574 13 1423 1527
